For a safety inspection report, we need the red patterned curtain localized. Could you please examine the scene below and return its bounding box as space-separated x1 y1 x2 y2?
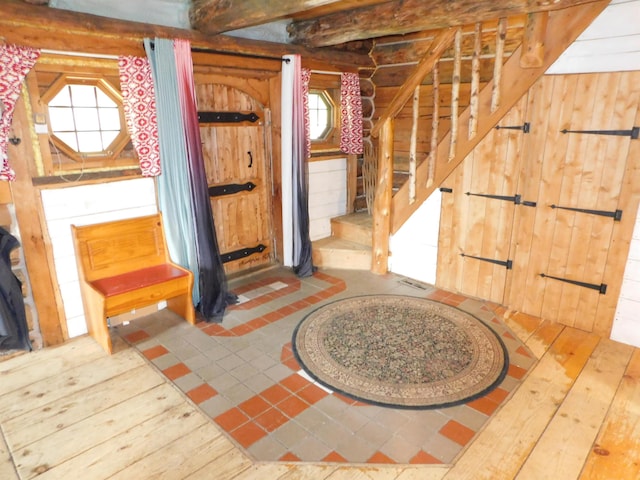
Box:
118 56 161 176
339 72 364 155
0 44 40 181
301 68 311 159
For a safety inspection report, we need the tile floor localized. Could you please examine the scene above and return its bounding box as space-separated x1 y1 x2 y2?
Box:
116 266 536 466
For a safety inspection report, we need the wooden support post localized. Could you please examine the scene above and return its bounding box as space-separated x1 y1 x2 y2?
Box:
469 22 482 139
521 12 549 68
448 28 462 161
372 118 393 275
491 17 507 112
346 154 357 213
427 62 440 188
409 86 420 204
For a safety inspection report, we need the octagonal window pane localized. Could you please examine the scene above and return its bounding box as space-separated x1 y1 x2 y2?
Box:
308 90 333 141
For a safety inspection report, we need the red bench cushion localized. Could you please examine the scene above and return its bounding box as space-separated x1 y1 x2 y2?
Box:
91 264 189 297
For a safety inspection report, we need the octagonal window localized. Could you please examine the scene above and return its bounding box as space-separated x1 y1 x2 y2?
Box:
308 89 334 141
43 75 129 162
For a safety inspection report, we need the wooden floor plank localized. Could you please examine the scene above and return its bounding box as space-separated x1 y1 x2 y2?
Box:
0 429 19 480
326 466 408 479
524 320 565 360
276 464 340 479
184 448 252 480
441 327 600 480
14 383 181 480
110 423 238 479
0 336 105 393
0 346 144 421
579 349 640 480
394 466 448 480
3 364 163 451
516 338 633 479
37 401 209 480
230 464 293 480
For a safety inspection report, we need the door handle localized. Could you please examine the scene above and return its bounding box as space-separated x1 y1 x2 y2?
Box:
247 151 253 168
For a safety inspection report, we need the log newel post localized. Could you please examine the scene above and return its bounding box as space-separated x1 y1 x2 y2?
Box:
372 118 394 275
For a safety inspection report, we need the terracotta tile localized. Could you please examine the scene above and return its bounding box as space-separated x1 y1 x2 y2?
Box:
279 452 301 462
279 304 298 317
316 289 333 299
426 289 449 301
230 323 254 336
231 421 267 448
486 387 509 404
255 407 289 432
214 407 249 432
246 317 268 330
467 396 499 415
410 450 443 464
516 345 533 358
508 364 527 380
239 395 271 417
261 384 291 405
503 331 516 340
162 363 190 381
263 310 284 323
124 330 150 343
280 374 309 393
297 384 329 405
283 357 301 371
323 451 348 463
187 383 218 404
291 299 310 310
368 451 396 464
440 420 476 446
280 343 293 361
142 345 169 360
278 395 309 418
306 294 324 305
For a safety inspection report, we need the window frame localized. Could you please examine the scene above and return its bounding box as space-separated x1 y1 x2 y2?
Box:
41 74 130 164
308 73 341 154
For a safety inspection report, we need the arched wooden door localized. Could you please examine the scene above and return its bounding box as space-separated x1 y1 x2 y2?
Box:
195 78 274 275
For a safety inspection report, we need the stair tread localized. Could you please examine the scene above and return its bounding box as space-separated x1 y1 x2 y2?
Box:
331 212 372 229
313 236 371 251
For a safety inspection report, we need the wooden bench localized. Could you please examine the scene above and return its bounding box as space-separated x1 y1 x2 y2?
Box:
71 213 196 354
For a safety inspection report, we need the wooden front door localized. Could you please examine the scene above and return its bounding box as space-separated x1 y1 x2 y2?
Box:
195 79 274 275
437 72 639 335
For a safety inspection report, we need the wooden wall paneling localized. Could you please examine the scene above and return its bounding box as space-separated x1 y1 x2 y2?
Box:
488 98 527 303
541 74 601 327
592 71 640 336
509 75 571 317
570 73 623 332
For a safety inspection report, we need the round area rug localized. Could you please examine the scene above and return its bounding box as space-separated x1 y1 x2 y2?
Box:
292 295 509 409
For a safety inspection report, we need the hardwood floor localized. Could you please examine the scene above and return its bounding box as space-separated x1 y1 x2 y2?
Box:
1 308 639 479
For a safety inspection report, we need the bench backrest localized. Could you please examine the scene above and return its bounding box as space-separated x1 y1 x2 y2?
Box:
72 213 171 282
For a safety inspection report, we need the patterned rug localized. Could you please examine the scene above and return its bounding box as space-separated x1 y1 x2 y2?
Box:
292 295 509 409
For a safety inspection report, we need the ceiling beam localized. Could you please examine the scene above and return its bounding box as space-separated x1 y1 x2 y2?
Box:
189 0 346 34
0 0 372 69
288 0 604 47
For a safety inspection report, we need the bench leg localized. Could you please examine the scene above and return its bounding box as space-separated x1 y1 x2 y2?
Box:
82 289 112 354
167 294 196 326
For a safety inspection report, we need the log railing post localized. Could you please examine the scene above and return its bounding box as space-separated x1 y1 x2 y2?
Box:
372 118 394 274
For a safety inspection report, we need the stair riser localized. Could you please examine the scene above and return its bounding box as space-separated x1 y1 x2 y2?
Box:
331 220 373 247
312 246 371 270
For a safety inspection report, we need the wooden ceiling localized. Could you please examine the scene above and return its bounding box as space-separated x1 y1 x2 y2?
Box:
189 0 602 48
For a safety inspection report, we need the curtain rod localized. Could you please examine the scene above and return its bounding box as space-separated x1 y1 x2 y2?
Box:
146 42 289 63
41 49 119 60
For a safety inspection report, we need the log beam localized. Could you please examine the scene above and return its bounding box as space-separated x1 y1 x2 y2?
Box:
0 0 372 69
288 0 601 47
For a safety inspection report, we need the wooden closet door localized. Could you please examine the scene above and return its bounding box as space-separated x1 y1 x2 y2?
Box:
437 96 529 304
195 81 273 275
508 72 639 334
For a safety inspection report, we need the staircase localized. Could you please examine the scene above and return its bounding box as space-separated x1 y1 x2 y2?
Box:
312 212 372 270
312 2 609 273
